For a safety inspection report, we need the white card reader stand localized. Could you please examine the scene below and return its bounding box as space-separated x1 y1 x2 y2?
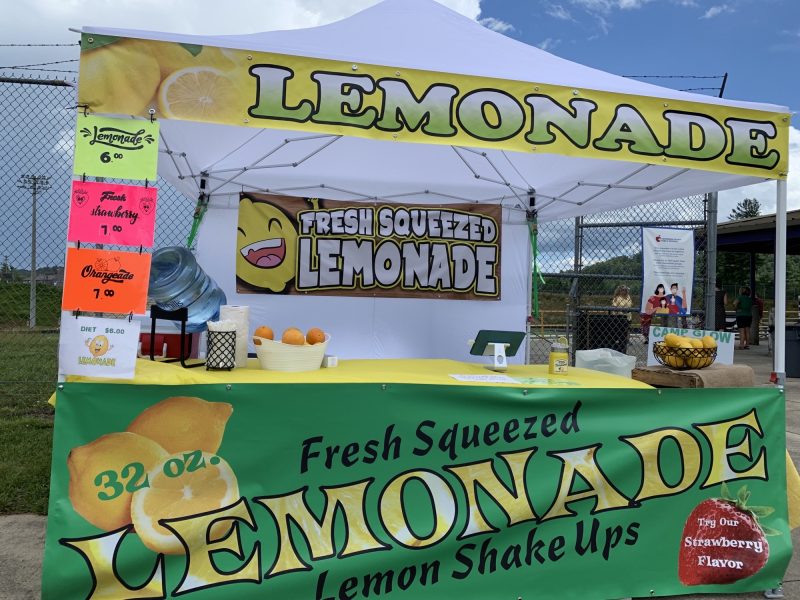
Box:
488 342 509 371
468 331 525 373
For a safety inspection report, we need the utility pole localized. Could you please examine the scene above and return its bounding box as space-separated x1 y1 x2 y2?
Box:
17 175 50 328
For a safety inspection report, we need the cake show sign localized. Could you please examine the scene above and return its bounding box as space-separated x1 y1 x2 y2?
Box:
236 193 502 300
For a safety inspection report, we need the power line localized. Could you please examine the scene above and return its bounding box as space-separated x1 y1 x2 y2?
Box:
622 74 726 80
0 59 78 69
0 43 78 47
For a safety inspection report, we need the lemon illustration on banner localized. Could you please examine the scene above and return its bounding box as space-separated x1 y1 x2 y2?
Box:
79 39 161 116
67 432 168 531
131 452 239 554
126 396 233 454
158 67 246 122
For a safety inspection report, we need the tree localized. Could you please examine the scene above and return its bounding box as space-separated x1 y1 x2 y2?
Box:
718 198 765 293
728 198 761 221
0 256 11 283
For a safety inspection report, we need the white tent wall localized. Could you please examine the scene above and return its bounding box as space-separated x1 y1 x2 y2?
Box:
197 203 532 361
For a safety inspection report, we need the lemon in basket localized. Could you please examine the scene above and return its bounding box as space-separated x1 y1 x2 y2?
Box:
702 335 718 349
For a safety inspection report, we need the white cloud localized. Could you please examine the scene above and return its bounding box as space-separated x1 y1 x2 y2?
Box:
538 38 562 51
5 0 481 40
546 4 573 20
479 17 515 33
700 4 734 19
718 125 800 221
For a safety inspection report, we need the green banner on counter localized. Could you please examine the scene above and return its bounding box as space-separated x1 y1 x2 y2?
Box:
42 384 790 599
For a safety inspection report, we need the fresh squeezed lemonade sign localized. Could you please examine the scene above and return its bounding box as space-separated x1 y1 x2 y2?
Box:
236 193 501 299
43 384 790 599
77 35 789 179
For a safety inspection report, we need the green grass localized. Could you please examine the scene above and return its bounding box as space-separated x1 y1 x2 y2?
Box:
0 330 57 515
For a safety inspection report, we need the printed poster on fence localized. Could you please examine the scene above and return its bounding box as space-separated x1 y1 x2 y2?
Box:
236 193 501 300
68 180 158 247
58 315 140 379
73 114 159 181
61 247 151 314
42 383 790 599
641 226 695 315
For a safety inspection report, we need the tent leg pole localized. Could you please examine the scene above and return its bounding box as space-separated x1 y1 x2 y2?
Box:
774 179 787 385
705 192 718 330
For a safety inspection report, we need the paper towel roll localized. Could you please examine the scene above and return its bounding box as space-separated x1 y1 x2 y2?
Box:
219 305 249 368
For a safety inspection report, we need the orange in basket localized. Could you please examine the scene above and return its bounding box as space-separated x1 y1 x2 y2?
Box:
253 325 273 345
306 327 326 345
282 327 305 345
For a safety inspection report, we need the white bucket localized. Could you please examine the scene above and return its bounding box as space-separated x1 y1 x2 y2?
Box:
254 334 330 372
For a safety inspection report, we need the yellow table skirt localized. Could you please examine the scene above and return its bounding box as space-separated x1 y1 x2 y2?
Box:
51 357 800 529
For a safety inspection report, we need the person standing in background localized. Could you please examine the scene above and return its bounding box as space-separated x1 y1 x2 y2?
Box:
734 286 753 349
715 283 728 331
611 285 633 321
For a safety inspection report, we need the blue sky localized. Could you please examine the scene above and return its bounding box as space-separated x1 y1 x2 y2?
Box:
478 0 798 114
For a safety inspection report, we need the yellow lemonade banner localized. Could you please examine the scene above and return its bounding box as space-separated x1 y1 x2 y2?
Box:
78 34 790 179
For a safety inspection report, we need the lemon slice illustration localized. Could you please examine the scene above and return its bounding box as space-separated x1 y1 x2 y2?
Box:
68 432 168 531
157 66 242 121
131 452 239 554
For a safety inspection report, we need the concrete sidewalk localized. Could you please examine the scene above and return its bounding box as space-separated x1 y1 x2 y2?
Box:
2 346 796 599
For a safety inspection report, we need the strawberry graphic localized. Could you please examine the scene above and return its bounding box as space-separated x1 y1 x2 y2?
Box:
73 189 88 207
140 197 155 215
678 484 777 586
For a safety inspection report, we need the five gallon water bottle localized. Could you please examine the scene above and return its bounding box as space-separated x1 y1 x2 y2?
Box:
148 246 227 333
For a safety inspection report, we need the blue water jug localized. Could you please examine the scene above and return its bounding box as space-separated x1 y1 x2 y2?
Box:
148 246 226 333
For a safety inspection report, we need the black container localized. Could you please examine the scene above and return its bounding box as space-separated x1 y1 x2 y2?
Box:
786 325 800 378
206 330 236 371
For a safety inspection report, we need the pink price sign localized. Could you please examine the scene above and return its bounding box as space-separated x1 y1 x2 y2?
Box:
68 181 157 247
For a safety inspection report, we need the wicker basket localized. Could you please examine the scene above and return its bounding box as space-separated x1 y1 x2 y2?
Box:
653 341 717 370
254 334 330 372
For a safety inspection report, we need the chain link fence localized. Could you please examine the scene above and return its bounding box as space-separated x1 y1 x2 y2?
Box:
0 77 195 411
530 196 709 366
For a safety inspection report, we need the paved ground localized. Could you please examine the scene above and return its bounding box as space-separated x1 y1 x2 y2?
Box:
2 345 797 599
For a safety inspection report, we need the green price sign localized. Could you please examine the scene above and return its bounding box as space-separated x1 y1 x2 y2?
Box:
73 114 159 181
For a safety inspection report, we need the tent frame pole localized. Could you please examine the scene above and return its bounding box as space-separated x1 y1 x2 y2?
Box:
705 192 718 330
774 179 787 384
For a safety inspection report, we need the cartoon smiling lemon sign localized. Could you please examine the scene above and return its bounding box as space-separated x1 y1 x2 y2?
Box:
237 198 297 292
86 335 110 357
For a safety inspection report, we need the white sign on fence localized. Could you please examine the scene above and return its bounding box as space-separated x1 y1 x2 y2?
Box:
58 315 140 379
646 325 735 366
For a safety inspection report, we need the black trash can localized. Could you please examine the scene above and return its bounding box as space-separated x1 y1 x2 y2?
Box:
575 313 629 354
787 325 800 378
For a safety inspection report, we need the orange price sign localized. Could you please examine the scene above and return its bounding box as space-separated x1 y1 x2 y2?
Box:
62 248 151 314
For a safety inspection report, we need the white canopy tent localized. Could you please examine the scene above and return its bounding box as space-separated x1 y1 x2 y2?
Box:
79 0 790 372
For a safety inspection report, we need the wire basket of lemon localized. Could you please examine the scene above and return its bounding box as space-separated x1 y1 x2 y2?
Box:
653 333 718 370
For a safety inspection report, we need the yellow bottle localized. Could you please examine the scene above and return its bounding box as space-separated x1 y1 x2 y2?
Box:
548 336 569 375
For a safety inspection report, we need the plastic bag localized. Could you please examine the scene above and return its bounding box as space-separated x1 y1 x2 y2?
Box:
575 348 636 378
